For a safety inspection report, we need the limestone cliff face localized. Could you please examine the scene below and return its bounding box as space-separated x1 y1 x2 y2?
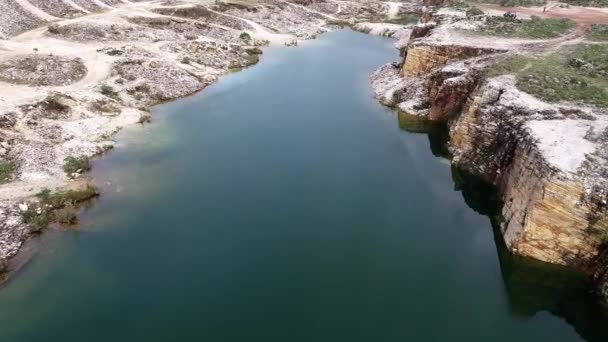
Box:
401 43 501 77
449 81 605 268
371 18 608 299
426 67 481 121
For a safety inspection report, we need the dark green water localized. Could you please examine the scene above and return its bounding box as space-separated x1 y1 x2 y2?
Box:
1 30 608 341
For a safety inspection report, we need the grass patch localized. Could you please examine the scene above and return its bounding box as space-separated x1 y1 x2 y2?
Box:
564 0 608 7
480 16 575 39
24 185 98 232
0 160 13 184
448 0 472 9
474 0 546 6
63 156 91 176
325 18 353 28
588 24 608 41
488 44 608 107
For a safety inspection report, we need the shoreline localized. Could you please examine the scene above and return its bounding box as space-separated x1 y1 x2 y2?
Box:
0 0 413 281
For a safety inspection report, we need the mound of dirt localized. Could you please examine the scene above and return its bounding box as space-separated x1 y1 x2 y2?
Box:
0 55 87 87
0 1 47 38
112 58 203 103
28 0 86 18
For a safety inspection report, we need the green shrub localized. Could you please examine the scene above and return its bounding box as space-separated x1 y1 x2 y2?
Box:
181 56 191 64
36 186 97 208
0 160 13 184
47 24 61 34
100 84 119 99
25 185 98 232
63 156 91 176
466 6 485 17
239 32 251 41
105 48 123 56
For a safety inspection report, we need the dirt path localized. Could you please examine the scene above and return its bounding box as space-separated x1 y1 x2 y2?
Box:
207 7 294 43
479 3 608 25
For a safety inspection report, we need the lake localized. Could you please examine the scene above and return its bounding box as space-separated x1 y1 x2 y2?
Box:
0 30 607 341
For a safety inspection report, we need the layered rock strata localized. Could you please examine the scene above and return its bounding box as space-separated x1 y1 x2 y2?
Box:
371 9 608 299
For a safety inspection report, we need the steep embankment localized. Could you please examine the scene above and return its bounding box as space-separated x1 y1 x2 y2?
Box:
371 6 608 300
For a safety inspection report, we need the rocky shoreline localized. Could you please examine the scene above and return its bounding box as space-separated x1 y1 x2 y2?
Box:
368 5 608 301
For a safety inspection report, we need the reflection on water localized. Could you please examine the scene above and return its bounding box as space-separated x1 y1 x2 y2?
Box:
398 111 608 342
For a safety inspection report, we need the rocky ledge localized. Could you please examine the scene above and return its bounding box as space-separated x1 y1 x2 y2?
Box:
370 5 608 301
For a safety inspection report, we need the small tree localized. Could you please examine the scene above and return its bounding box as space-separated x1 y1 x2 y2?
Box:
239 32 252 41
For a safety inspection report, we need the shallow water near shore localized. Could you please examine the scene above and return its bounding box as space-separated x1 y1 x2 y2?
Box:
1 30 608 341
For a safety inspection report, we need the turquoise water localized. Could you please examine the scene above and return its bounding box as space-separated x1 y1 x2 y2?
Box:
0 30 607 341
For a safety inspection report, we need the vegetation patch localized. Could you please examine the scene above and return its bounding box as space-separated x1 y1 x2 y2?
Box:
564 0 608 7
488 44 608 107
100 84 119 100
479 16 575 39
365 12 421 25
448 0 472 9
152 6 252 31
466 6 485 17
386 14 421 25
325 18 354 28
88 98 120 114
474 0 546 6
63 155 91 176
236 47 263 68
0 160 13 184
24 185 98 232
588 24 608 41
239 31 251 41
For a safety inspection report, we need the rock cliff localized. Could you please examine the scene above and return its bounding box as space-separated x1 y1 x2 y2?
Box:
371 9 608 300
